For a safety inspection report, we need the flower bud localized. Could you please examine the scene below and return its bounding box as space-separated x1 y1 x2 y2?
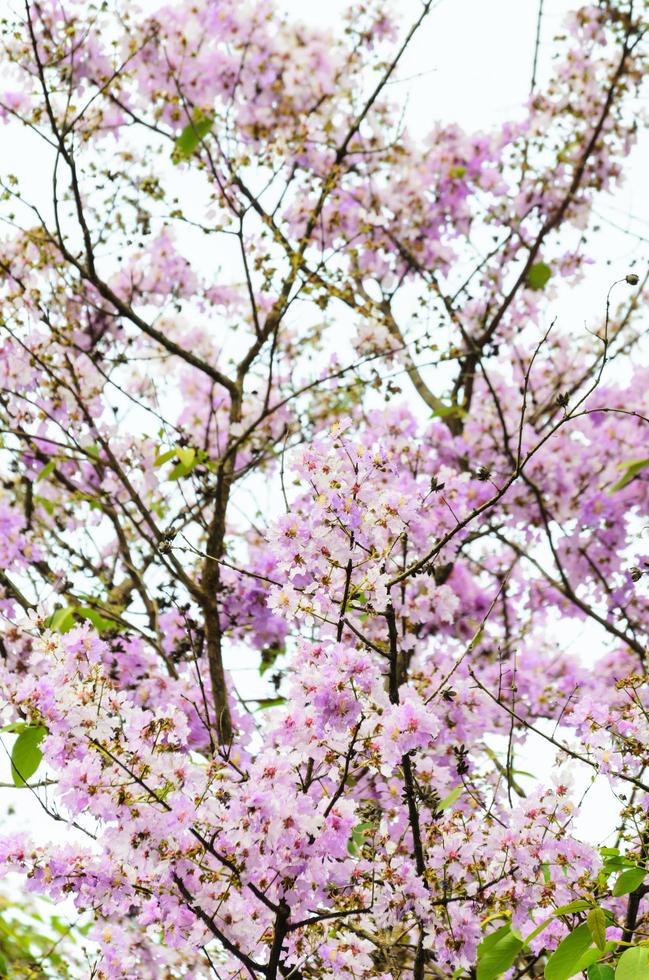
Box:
626 273 639 286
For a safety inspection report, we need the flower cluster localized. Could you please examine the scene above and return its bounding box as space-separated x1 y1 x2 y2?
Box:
0 0 646 976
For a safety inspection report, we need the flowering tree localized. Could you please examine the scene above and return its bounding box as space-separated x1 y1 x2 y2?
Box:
0 0 647 976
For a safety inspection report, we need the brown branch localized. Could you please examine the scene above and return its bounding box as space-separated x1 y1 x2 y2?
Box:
456 15 643 410
467 670 649 794
172 873 264 978
266 900 291 980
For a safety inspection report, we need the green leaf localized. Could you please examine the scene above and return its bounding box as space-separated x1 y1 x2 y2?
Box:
587 966 615 980
612 867 646 897
527 262 552 291
525 901 593 947
544 923 594 980
476 924 524 980
601 854 635 873
172 113 214 162
352 821 375 835
82 443 101 460
166 448 204 481
587 908 607 951
47 607 76 634
254 697 287 712
34 494 55 516
168 460 194 480
577 948 604 972
553 901 595 916
577 943 617 975
346 820 375 856
259 644 284 676
1 723 28 735
615 947 649 980
436 785 463 813
76 607 116 634
154 449 177 468
468 625 485 651
610 458 649 493
581 941 617 971
431 401 467 420
176 446 196 468
11 725 47 787
35 459 56 483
